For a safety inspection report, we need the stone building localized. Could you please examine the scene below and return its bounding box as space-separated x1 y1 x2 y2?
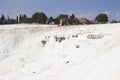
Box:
79 18 90 25
60 18 69 26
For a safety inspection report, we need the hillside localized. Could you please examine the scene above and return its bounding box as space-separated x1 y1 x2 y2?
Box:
0 23 120 80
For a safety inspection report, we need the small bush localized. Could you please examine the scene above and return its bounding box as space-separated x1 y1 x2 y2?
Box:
54 36 65 43
66 61 69 64
87 34 104 39
76 45 80 48
72 34 78 38
41 40 47 47
67 37 69 39
48 36 50 38
45 36 50 39
32 71 36 73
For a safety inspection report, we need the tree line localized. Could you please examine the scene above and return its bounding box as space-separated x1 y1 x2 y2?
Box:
0 12 118 25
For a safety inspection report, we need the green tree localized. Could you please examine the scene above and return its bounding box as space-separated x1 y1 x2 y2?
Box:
110 20 118 23
27 18 32 23
95 13 108 23
69 13 76 25
0 15 5 24
16 16 19 24
32 12 48 24
48 16 54 24
19 14 30 23
6 16 10 24
10 18 17 24
19 14 22 23
70 13 75 19
21 14 27 23
20 14 28 23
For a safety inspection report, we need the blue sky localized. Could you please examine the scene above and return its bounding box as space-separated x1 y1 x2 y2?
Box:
0 0 120 21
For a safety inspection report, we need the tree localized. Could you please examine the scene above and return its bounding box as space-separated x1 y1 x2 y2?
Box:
19 14 29 23
95 13 108 23
110 20 118 23
6 16 10 24
16 16 19 24
69 13 76 25
0 15 5 24
21 14 27 23
9 18 17 24
47 16 54 24
19 14 22 23
32 12 48 24
70 13 75 19
26 18 32 23
67 13 80 25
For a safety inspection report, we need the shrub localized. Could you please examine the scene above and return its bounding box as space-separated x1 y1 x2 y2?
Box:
41 40 47 47
95 13 108 24
54 36 65 43
76 45 80 48
72 34 78 38
32 12 48 24
110 20 118 23
87 34 104 39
